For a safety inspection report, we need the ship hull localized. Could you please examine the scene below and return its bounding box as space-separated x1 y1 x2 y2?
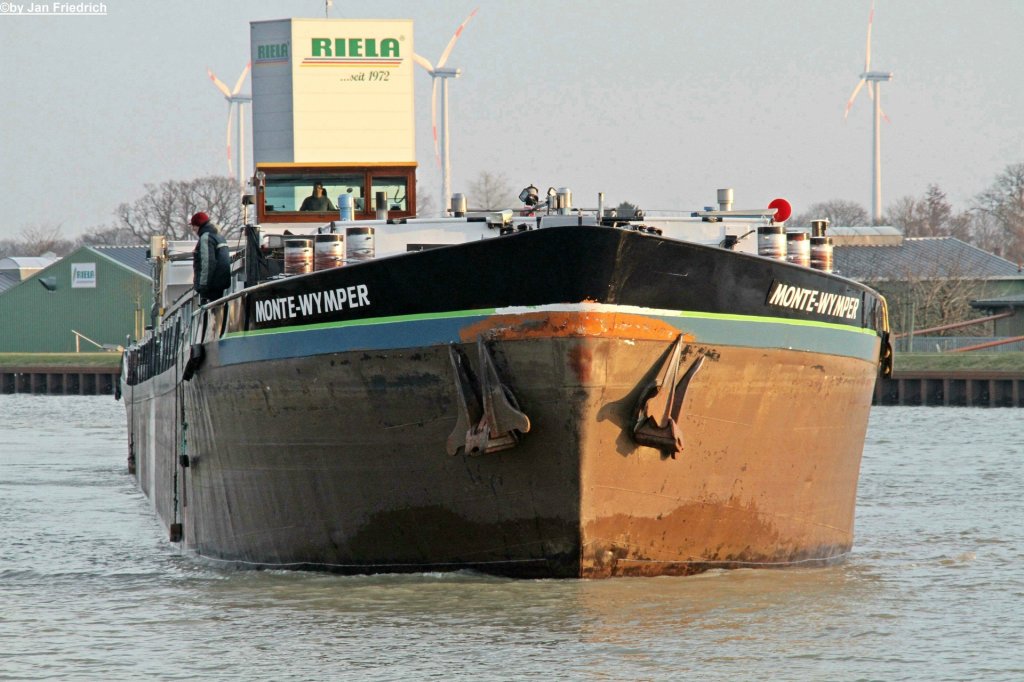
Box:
124 226 885 578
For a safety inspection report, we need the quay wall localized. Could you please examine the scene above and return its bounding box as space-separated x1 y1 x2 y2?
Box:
3 356 1021 405
0 365 120 395
874 370 1023 407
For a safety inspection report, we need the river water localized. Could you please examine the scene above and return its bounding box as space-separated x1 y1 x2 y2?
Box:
1 395 1022 681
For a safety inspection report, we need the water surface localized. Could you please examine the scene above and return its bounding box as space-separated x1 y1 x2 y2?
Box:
1 396 1021 680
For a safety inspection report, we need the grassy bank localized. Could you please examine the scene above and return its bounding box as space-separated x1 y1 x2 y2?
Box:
895 352 1024 372
0 353 122 369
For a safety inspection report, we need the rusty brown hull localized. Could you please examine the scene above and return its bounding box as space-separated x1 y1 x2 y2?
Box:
577 343 873 578
128 329 876 578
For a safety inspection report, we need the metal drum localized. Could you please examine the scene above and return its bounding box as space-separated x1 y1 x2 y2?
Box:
811 236 834 273
283 238 313 275
786 231 810 267
314 233 345 271
346 226 375 262
757 225 786 260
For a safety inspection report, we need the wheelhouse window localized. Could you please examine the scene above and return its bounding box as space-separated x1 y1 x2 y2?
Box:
370 176 409 212
255 164 416 223
263 174 365 213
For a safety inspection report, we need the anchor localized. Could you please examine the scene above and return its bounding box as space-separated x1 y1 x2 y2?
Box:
632 335 705 457
447 338 531 456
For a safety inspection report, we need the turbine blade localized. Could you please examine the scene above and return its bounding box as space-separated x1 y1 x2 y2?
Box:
843 78 867 120
207 68 232 98
864 82 892 124
412 53 434 72
431 78 440 167
231 62 251 96
436 7 479 68
865 0 874 72
226 103 234 177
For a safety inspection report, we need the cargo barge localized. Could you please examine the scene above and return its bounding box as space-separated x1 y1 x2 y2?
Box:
122 194 891 577
120 15 891 578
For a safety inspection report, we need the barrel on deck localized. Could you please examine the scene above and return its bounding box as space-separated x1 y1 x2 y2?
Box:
809 220 833 273
757 225 786 260
346 227 375 262
284 238 314 275
811 236 834 273
314 234 345 271
786 232 810 267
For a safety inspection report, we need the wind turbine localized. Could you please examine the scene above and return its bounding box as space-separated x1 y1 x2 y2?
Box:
207 63 252 189
412 8 478 216
844 0 893 225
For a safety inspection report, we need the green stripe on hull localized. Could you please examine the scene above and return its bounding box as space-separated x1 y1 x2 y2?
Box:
216 306 881 367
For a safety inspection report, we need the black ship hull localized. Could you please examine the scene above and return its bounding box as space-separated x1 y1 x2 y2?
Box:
124 226 888 578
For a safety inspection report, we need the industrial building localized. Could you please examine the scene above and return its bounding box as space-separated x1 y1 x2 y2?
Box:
0 246 151 353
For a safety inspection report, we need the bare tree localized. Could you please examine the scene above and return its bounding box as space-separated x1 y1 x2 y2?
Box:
973 162 1024 264
0 239 17 259
868 247 991 340
16 223 75 256
968 210 1005 256
415 179 435 217
884 196 917 234
77 224 143 247
884 185 970 239
791 199 870 227
117 176 245 241
468 171 514 210
615 201 638 217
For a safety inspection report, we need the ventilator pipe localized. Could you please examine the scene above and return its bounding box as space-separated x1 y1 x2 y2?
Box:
717 188 734 212
451 193 467 217
338 194 355 221
557 187 572 215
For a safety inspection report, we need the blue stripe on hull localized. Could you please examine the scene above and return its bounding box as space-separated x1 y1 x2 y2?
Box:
217 312 880 367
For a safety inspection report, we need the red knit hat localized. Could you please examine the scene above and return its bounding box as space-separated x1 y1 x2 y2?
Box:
190 212 209 227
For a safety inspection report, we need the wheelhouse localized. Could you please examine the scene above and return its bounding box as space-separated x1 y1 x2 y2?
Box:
254 162 417 223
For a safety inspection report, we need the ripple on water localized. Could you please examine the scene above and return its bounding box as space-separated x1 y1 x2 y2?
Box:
1 399 1023 680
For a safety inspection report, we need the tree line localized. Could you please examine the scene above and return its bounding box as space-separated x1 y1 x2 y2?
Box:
789 162 1024 265
3 164 1023 266
0 176 245 259
455 166 1024 265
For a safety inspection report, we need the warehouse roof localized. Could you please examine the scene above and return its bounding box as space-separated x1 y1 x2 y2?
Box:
834 237 1022 281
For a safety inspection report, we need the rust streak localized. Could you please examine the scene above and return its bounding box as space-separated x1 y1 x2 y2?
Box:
460 311 694 344
584 490 856 536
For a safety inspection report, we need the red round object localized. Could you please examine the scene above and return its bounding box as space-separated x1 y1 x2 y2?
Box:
768 198 792 223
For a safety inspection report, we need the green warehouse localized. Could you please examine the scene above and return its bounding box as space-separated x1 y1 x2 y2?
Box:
0 246 152 352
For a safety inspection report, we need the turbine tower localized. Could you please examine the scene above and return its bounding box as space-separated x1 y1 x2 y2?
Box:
208 63 252 189
412 8 478 216
844 1 893 225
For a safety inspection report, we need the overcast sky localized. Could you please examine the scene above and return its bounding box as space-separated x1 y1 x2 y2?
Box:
1 0 1022 240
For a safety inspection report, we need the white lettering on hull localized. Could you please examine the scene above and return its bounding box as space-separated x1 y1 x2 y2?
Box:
767 281 860 320
254 284 372 324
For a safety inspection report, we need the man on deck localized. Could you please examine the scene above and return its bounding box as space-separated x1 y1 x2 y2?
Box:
190 212 231 303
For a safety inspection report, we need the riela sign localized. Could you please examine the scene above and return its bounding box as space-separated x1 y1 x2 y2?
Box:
71 262 96 289
250 18 415 164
